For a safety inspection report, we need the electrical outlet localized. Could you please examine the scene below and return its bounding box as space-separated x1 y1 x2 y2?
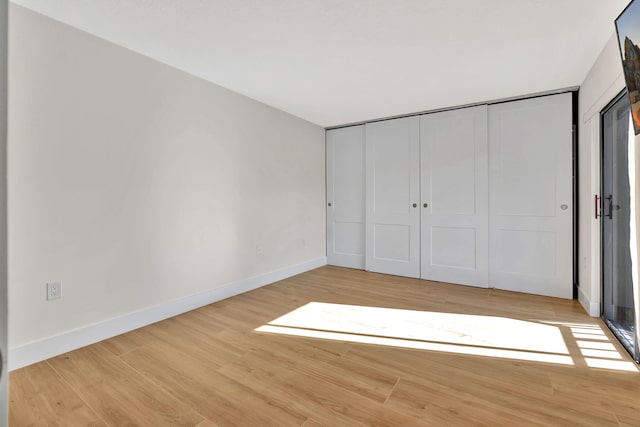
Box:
46 281 62 301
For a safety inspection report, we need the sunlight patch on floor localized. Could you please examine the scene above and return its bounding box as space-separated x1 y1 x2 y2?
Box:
256 302 572 364
572 332 609 341
575 340 618 351
255 302 639 371
569 324 638 372
257 324 574 365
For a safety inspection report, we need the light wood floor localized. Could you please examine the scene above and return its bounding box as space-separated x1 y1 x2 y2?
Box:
9 266 640 426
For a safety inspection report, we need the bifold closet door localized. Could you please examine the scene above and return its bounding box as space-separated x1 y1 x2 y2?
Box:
488 93 573 298
365 117 420 278
420 105 489 287
326 126 365 269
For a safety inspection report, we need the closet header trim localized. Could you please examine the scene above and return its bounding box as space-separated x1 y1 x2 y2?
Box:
325 86 579 131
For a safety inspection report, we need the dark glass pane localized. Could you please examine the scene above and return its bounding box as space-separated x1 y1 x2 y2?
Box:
602 94 638 362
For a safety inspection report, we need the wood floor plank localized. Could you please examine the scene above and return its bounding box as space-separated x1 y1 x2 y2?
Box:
616 412 640 427
342 338 629 425
219 348 428 426
218 331 398 403
195 418 220 427
9 361 106 427
345 344 558 395
47 343 204 426
130 317 245 368
101 330 143 356
9 266 640 426
119 344 307 427
386 377 550 427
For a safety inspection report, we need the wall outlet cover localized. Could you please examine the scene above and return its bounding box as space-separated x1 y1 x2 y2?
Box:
46 282 62 301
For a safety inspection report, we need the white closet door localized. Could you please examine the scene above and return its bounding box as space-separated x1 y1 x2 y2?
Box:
420 105 489 287
365 117 420 278
489 93 573 298
326 126 366 269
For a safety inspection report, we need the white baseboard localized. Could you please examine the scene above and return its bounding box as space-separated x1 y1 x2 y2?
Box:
577 286 600 317
9 257 327 371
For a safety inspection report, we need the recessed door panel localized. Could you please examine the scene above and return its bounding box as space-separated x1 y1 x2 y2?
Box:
421 105 488 287
430 129 477 216
366 117 420 278
492 108 557 218
333 222 365 257
431 227 476 269
494 230 555 277
327 126 365 269
373 224 411 262
489 93 572 298
371 124 412 215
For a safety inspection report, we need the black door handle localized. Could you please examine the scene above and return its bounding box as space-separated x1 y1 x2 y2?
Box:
604 195 613 219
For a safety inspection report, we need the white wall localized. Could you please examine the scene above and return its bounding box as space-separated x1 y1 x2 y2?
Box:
0 0 6 422
578 33 626 316
8 4 325 357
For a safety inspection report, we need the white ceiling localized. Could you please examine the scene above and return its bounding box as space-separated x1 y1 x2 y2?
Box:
11 0 631 127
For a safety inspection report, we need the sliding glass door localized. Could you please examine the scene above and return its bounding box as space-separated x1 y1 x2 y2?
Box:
601 92 639 363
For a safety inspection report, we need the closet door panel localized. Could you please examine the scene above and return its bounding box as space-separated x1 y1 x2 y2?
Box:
420 105 489 287
365 117 420 278
326 126 365 269
488 93 573 298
